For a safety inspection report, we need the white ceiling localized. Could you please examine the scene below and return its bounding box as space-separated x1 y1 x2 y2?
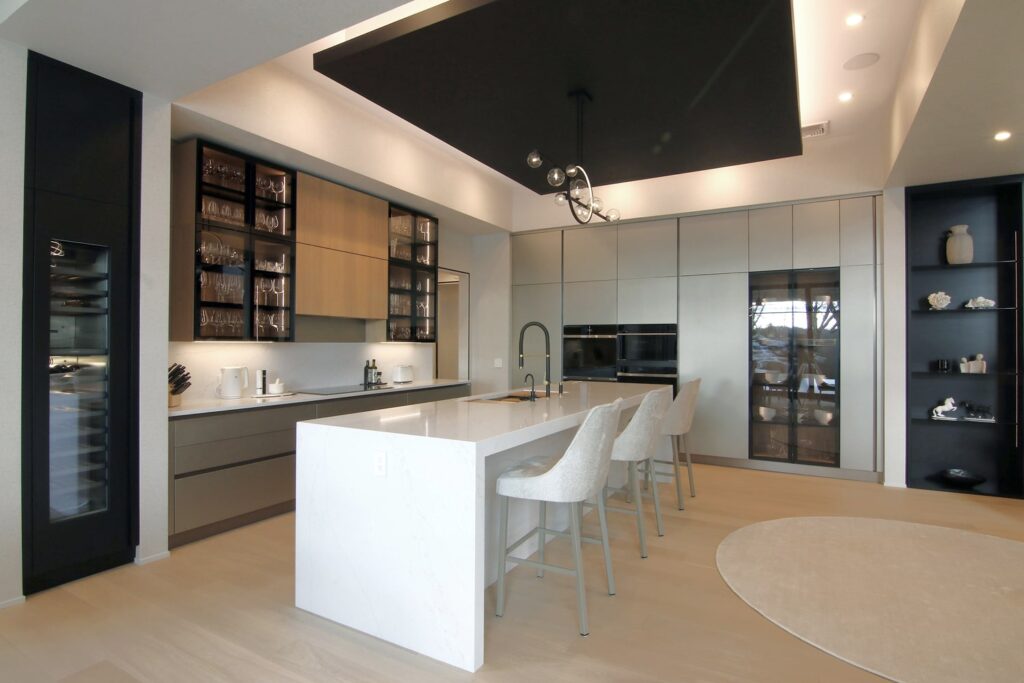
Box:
888 0 1024 186
0 0 409 99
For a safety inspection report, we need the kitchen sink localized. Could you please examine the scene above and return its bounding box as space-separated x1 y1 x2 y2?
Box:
469 392 536 403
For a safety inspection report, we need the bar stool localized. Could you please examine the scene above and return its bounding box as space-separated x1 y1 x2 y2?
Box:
595 388 672 557
647 378 701 510
494 399 622 636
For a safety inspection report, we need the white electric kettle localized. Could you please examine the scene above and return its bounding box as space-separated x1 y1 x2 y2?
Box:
217 366 249 399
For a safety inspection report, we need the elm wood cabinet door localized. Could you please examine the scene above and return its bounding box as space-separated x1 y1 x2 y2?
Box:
296 244 387 319
296 172 388 259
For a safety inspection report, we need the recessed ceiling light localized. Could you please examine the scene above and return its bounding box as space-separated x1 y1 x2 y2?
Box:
994 131 1012 141
846 13 864 27
844 53 880 70
838 91 853 103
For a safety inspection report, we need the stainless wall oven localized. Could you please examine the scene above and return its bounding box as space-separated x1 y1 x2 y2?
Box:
562 325 617 381
617 324 678 387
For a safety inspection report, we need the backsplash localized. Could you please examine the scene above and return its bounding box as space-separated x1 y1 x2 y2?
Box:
168 342 435 399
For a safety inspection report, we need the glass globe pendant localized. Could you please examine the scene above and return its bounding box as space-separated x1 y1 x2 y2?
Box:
526 150 542 168
546 167 565 187
554 193 568 206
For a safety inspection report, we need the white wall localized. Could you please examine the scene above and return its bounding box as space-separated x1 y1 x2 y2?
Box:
168 342 435 400
136 96 172 564
881 187 907 486
0 38 26 607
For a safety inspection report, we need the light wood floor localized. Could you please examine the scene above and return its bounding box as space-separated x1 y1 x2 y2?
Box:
3 464 1023 682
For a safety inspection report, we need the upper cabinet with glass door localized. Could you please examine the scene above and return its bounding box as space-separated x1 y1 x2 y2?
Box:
387 206 438 342
171 139 296 341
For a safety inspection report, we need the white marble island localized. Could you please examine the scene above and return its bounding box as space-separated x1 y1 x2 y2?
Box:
295 381 664 672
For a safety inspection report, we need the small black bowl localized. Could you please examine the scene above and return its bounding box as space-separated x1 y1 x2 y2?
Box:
940 468 986 489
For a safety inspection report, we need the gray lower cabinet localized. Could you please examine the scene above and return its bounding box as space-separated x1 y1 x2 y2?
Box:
169 384 471 546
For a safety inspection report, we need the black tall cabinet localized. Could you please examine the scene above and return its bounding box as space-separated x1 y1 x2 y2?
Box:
22 53 142 593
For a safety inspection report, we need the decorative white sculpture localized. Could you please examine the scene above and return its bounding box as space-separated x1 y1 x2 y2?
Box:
927 291 951 310
946 224 973 264
931 397 957 419
960 354 987 374
964 296 996 309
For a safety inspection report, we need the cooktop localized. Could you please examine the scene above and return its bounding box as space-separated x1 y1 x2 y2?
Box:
297 384 389 395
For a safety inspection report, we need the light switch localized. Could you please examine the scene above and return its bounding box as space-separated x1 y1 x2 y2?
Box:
373 451 387 477
494 358 504 368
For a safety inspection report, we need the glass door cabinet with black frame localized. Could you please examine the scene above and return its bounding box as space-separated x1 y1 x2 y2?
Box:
749 269 841 467
171 139 296 341
387 205 438 342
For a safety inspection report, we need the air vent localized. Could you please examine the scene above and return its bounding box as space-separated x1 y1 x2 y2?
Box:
801 121 830 139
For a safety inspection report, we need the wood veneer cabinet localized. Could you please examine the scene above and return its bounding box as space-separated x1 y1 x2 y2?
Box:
296 243 387 319
296 172 388 258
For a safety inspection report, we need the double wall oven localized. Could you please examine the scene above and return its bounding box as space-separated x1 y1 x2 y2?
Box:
563 323 678 388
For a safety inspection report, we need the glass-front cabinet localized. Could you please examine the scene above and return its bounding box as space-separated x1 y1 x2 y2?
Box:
172 140 296 341
750 269 840 466
387 206 438 342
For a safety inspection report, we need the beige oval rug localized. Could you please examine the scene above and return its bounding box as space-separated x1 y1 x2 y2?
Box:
716 517 1024 683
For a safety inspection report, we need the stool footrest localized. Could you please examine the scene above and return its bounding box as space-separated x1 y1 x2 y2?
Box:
506 555 576 577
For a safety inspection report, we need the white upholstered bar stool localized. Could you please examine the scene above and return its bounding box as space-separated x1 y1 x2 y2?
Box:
598 387 672 556
647 378 701 510
494 399 622 636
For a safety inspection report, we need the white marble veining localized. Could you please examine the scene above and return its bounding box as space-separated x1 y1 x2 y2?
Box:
295 381 663 672
168 379 469 417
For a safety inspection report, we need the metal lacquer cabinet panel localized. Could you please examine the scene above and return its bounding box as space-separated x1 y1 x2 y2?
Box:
174 403 315 445
840 196 876 266
679 211 749 275
839 265 876 471
617 219 677 279
793 200 840 268
174 455 296 533
413 385 472 402
564 226 617 282
749 205 792 271
511 283 563 387
511 231 562 285
564 280 617 325
678 273 749 459
617 277 677 324
315 392 408 418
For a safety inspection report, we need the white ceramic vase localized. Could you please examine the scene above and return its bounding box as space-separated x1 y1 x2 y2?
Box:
946 224 973 264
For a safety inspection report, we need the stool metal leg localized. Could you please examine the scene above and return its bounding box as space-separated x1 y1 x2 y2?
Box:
625 461 635 504
495 494 509 617
569 502 589 636
629 461 648 558
647 455 665 536
537 501 546 578
595 492 615 596
683 434 696 497
672 435 685 510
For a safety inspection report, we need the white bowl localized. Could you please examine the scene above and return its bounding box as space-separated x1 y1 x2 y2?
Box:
268 383 285 395
813 409 833 425
756 407 777 421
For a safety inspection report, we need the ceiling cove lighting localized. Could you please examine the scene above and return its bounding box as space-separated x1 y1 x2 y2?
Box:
526 90 620 224
838 91 854 103
845 13 864 27
994 131 1012 141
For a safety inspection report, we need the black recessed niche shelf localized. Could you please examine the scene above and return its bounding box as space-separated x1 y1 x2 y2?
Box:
905 175 1023 499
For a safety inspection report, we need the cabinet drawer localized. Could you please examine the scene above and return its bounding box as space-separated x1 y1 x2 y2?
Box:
315 392 409 418
174 454 295 533
409 385 471 403
175 429 295 475
173 404 315 446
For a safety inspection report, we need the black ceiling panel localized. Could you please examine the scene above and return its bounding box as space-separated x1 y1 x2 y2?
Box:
315 0 802 194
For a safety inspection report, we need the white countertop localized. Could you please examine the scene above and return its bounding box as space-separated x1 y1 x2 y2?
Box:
303 381 668 456
168 379 470 418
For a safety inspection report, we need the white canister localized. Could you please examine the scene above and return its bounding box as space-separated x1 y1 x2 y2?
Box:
946 224 974 264
217 366 249 399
